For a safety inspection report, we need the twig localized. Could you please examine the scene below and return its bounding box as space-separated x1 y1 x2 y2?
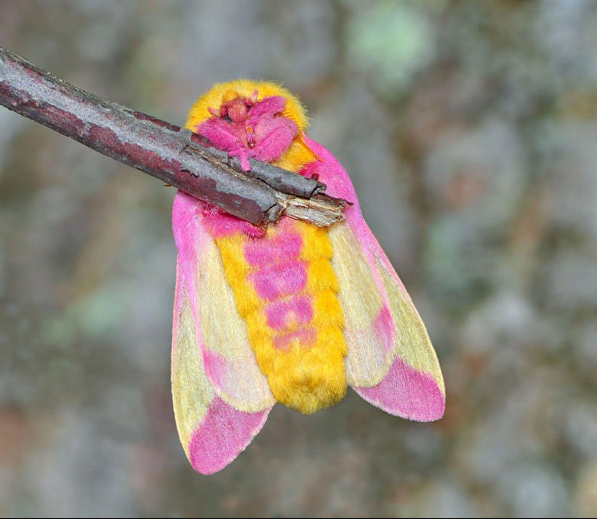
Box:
0 46 347 227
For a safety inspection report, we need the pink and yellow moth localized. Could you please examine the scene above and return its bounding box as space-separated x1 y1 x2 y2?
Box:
171 80 445 474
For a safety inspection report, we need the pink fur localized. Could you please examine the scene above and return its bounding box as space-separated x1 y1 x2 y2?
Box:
243 216 317 350
250 116 297 163
250 261 308 300
172 193 206 337
297 142 358 202
373 306 396 354
301 136 403 316
244 229 303 268
354 359 445 422
196 95 298 172
202 350 233 394
302 137 409 296
248 95 286 118
273 328 317 350
203 208 266 239
172 111 444 475
188 397 270 474
265 296 313 330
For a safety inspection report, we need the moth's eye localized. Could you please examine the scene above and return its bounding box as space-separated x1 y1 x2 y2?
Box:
222 114 232 123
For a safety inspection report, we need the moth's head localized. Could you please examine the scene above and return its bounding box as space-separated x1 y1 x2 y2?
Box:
185 80 311 169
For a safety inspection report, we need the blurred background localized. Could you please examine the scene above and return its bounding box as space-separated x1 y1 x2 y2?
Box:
1 0 597 516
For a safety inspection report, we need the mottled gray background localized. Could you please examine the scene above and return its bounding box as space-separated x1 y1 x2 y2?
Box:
1 1 597 517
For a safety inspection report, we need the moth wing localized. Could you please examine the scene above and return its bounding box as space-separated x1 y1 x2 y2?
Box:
328 222 395 387
304 137 445 422
171 192 272 474
347 222 445 422
173 191 275 413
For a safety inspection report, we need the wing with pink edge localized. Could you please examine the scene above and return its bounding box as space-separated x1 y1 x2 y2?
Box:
303 137 445 422
173 191 275 413
171 192 272 474
343 221 445 422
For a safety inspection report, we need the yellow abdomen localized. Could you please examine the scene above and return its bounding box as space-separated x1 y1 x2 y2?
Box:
216 220 347 414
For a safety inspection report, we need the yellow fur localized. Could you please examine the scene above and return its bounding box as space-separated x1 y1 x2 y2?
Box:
187 80 347 414
186 79 309 132
273 136 318 172
185 80 317 170
215 220 347 414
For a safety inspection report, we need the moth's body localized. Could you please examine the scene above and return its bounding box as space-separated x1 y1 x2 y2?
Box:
172 80 445 474
213 218 347 414
186 83 348 414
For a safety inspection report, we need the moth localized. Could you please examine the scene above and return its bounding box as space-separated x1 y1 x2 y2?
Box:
171 80 445 474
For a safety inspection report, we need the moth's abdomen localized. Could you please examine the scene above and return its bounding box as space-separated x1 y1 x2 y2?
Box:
216 218 347 414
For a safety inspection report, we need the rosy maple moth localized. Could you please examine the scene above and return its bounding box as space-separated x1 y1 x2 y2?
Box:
171 80 445 474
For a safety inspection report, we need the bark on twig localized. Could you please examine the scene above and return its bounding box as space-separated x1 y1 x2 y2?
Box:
0 46 347 227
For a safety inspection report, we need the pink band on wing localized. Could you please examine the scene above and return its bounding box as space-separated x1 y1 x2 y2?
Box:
373 306 396 353
355 358 445 422
188 397 270 475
